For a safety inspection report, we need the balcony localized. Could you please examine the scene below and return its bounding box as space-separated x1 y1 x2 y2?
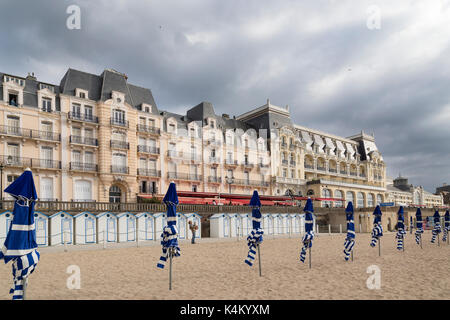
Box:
166 150 201 161
305 164 314 169
231 179 270 187
0 125 29 138
317 166 326 171
225 159 238 166
350 172 357 176
359 173 367 178
111 165 129 174
289 160 296 167
110 118 129 128
136 124 160 135
137 168 161 177
289 144 295 150
137 145 160 155
139 187 159 195
329 168 337 173
242 162 254 168
69 162 98 172
110 140 130 150
208 176 222 183
32 129 61 142
167 172 202 181
340 170 347 175
68 112 98 124
282 160 288 166
70 135 98 146
258 163 270 169
281 142 287 148
0 156 61 169
209 156 220 164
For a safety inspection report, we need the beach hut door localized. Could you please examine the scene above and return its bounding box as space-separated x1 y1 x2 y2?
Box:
36 217 47 246
62 218 72 244
146 217 153 240
107 218 115 242
127 217 135 241
224 217 229 237
178 216 186 239
85 217 95 243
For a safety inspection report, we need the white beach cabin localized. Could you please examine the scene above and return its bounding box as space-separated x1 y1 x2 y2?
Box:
49 211 73 246
74 211 96 245
183 213 202 240
117 212 137 242
177 213 187 239
136 212 155 241
227 213 240 237
97 212 118 243
273 214 283 234
263 214 274 235
34 211 49 246
209 213 231 238
153 212 166 238
239 213 251 236
0 211 13 246
280 214 290 234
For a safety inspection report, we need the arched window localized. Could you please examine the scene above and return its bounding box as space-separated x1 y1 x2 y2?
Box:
357 192 364 208
367 193 374 207
109 185 122 203
322 189 332 207
346 191 354 205
376 194 382 205
335 190 343 207
307 189 314 196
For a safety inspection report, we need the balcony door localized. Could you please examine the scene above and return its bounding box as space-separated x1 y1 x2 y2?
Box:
109 185 122 203
6 116 20 135
40 177 53 201
74 180 92 202
41 146 53 168
7 143 20 164
113 109 125 124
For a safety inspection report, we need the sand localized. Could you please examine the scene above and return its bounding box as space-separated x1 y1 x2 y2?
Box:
1 231 449 300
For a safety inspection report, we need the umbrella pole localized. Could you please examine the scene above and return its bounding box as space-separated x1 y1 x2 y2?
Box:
169 249 173 291
23 278 28 300
438 233 440 247
420 236 422 249
378 239 381 257
351 250 353 262
403 235 405 252
257 243 262 277
309 243 312 269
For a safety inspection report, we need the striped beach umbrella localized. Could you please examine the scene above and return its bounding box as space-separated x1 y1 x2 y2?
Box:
443 210 450 244
245 190 264 276
300 198 314 268
431 210 442 245
0 168 40 300
395 206 406 251
410 215 413 234
343 202 355 261
157 182 180 290
370 205 383 256
415 208 424 248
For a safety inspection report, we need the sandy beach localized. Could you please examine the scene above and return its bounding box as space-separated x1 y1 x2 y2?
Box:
1 231 449 300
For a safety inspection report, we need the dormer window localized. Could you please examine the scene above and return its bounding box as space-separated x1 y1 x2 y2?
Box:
42 98 52 112
141 103 152 113
168 123 176 133
75 88 88 99
210 120 215 128
8 92 18 106
4 76 25 86
39 83 54 92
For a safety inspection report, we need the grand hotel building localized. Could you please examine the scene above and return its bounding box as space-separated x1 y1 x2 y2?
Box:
0 68 393 207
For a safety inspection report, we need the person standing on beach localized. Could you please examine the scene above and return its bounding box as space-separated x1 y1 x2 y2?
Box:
189 220 198 244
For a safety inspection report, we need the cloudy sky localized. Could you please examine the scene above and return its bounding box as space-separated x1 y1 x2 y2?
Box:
1 0 449 192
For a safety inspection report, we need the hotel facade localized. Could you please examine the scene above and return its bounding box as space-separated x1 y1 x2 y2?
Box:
0 67 440 208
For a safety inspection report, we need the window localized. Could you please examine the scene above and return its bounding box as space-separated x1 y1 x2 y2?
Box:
42 98 52 112
211 149 216 158
85 128 93 139
41 147 53 167
357 192 364 208
244 155 249 165
322 189 332 207
85 152 94 164
192 185 198 192
79 92 86 99
210 120 215 128
85 106 93 120
6 116 20 135
40 83 54 92
211 167 217 178
113 109 125 124
244 171 250 183
8 93 18 106
190 128 195 137
72 127 81 138
346 191 354 205
145 107 150 113
7 143 19 163
227 152 233 163
168 123 176 133
149 119 155 127
7 175 18 184
335 190 343 207
283 168 287 178
376 194 382 205
72 103 81 118
367 193 374 207
227 169 233 179
291 170 295 178
72 150 82 164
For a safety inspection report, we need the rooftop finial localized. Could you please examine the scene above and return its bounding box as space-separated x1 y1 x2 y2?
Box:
267 98 270 105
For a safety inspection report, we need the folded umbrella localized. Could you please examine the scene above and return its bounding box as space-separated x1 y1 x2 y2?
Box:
300 198 314 267
370 206 383 256
395 206 406 251
443 210 449 243
343 202 355 261
431 210 442 245
0 169 40 300
415 208 424 247
245 190 264 276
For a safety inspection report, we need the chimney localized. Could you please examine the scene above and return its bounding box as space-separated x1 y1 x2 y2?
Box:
26 72 37 81
222 113 230 119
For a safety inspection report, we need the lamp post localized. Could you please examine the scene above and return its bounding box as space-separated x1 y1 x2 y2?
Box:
225 176 234 196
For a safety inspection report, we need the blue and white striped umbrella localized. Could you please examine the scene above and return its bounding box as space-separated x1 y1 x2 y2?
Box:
395 206 406 251
0 169 40 300
245 190 264 268
415 208 424 245
343 202 355 261
300 198 314 263
443 210 450 242
431 210 442 244
157 182 180 269
370 205 383 248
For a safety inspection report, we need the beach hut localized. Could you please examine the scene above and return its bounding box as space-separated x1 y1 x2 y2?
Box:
49 211 73 246
291 214 301 234
97 212 118 243
262 214 274 235
117 212 137 242
280 213 290 234
0 211 13 246
183 213 202 240
226 213 240 237
153 212 166 238
136 212 155 241
73 211 96 245
177 213 187 239
210 213 231 238
239 213 251 236
34 211 49 246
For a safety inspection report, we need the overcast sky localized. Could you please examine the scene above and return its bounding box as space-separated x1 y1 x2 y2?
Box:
1 0 449 192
